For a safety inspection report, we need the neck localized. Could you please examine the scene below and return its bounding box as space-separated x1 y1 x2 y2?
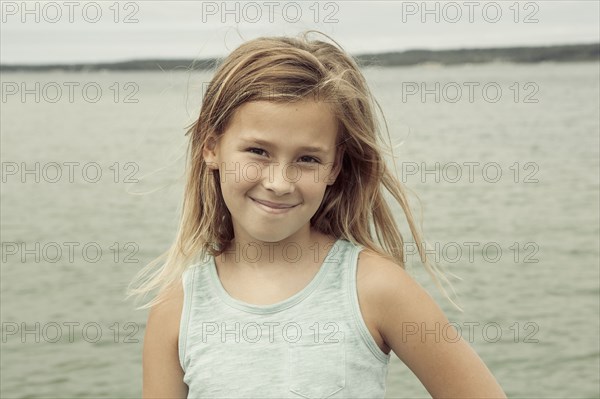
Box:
218 230 337 272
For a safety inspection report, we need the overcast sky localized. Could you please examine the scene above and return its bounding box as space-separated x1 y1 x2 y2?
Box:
1 0 598 64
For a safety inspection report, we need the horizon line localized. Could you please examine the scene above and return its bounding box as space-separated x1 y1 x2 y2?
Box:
2 42 598 70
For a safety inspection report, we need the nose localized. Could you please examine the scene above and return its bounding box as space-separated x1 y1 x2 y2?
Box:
261 162 296 195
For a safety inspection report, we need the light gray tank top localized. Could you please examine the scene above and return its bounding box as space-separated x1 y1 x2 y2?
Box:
178 237 391 398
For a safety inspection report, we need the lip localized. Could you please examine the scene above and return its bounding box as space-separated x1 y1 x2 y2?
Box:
250 197 298 214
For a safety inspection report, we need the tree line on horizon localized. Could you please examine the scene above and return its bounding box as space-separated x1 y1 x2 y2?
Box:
1 43 598 72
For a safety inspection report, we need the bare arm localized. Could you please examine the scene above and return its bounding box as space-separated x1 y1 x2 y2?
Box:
370 259 507 398
142 280 189 399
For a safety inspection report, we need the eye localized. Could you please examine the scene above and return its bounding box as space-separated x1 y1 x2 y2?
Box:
298 156 320 164
246 147 267 156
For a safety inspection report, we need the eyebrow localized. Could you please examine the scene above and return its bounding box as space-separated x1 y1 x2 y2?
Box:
240 137 329 154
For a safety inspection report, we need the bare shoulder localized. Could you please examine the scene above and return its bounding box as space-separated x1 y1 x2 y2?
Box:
356 248 451 354
143 277 188 398
356 248 435 313
355 248 416 354
357 248 507 398
357 247 408 281
356 249 428 324
146 278 185 339
356 248 453 349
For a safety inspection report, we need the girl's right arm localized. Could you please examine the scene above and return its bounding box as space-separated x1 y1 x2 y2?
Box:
142 280 189 399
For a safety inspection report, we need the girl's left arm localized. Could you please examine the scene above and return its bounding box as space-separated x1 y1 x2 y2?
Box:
368 259 507 398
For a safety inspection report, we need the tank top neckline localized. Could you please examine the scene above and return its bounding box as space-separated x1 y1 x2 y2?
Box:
208 237 343 314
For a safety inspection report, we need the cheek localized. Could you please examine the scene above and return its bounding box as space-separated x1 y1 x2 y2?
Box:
239 161 264 185
297 170 329 198
290 166 326 185
218 155 259 189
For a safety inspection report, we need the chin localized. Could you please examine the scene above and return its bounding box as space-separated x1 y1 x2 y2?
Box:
249 231 294 243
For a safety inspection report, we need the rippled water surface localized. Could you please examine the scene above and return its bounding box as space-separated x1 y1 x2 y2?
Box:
1 62 598 398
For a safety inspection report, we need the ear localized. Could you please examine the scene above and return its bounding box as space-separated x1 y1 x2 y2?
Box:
202 135 220 170
326 146 344 185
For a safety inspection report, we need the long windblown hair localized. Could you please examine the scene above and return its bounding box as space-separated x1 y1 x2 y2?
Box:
127 31 459 310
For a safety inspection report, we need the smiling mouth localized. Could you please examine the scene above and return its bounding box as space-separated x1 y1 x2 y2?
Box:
250 197 298 211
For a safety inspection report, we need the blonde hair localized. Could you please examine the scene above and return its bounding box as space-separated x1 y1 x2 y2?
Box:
126 30 460 310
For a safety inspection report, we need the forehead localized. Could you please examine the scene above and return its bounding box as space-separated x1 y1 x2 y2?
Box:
223 100 339 152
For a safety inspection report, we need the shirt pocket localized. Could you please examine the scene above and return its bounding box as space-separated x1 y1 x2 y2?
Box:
288 333 346 398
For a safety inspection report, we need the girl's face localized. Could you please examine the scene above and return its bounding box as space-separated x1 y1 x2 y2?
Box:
203 100 342 244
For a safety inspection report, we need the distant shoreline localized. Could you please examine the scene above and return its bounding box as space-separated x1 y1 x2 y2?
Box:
1 43 598 72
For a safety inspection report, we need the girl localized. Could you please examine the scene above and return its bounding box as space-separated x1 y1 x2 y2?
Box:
128 31 507 398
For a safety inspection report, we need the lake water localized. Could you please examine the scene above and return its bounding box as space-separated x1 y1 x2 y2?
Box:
1 62 598 398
